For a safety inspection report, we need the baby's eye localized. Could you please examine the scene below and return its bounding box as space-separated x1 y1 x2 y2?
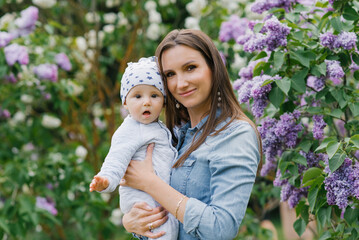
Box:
151 94 159 98
166 72 175 78
135 94 141 99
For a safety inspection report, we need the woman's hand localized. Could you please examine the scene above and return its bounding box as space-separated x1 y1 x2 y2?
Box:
121 143 156 192
122 202 168 238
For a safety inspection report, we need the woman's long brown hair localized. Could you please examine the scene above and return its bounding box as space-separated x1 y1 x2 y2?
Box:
155 29 262 168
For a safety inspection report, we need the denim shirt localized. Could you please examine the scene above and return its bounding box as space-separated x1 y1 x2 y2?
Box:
171 113 260 240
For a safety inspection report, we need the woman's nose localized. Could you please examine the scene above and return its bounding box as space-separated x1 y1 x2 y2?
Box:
177 74 189 89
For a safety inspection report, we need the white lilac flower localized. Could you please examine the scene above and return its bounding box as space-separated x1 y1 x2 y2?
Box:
110 208 123 226
75 145 88 159
41 114 61 128
106 0 120 8
231 54 247 70
144 0 157 11
186 0 207 17
103 24 115 33
32 0 56 8
76 37 87 52
0 13 16 29
148 10 162 24
20 94 34 104
12 111 26 123
104 12 117 24
85 12 100 24
65 80 84 96
117 12 128 27
184 17 200 30
146 23 161 40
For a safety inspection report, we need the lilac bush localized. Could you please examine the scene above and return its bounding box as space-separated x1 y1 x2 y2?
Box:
218 0 359 237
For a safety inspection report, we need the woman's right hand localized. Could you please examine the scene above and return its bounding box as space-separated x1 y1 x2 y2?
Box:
122 202 168 239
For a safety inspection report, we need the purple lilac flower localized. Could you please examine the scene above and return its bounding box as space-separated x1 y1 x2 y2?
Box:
238 60 262 81
353 162 359 199
312 115 326 140
355 151 359 160
306 75 325 92
33 64 58 82
55 53 72 71
239 16 291 53
320 32 336 49
324 158 355 209
320 31 357 50
4 43 29 66
0 31 13 48
237 81 254 103
219 51 226 65
251 0 297 14
325 60 344 85
259 111 303 176
334 32 357 50
219 15 249 42
328 0 339 5
13 6 39 37
36 197 58 215
5 73 17 83
0 108 11 119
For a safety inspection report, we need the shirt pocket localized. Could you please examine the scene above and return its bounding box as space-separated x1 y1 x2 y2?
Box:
179 157 196 194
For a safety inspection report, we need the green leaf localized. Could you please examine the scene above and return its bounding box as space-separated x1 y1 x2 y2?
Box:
273 51 285 70
291 68 308 93
326 141 340 159
353 53 359 65
253 61 269 77
0 217 10 234
293 218 306 237
344 208 359 225
307 107 322 114
330 17 343 32
252 51 268 61
299 140 312 153
303 167 323 184
253 23 264 33
276 77 291 95
0 65 7 78
291 51 316 68
308 186 319 212
329 109 343 118
269 86 285 108
343 5 359 21
293 153 307 166
350 134 359 148
349 102 359 117
318 231 332 240
330 89 347 109
317 207 331 228
354 70 359 81
310 62 326 77
329 152 346 172
315 137 336 151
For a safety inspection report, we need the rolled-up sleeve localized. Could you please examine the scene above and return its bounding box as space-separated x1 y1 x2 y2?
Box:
183 121 260 239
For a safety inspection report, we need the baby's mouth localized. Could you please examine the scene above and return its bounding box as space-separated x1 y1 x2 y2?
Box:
143 110 151 116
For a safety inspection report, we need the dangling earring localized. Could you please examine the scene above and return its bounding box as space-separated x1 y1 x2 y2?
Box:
217 91 221 107
175 100 180 109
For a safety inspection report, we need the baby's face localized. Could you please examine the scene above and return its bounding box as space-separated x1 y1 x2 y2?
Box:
124 85 164 124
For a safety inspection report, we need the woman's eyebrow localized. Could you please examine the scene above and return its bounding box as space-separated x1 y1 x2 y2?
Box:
163 60 196 73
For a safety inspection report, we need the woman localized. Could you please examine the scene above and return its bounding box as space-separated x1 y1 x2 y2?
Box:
121 29 262 240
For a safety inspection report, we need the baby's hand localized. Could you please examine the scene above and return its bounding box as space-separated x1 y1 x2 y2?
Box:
89 175 109 192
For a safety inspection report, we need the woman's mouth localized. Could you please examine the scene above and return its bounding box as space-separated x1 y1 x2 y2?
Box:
180 89 196 97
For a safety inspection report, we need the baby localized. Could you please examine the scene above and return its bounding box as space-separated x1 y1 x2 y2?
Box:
89 57 178 240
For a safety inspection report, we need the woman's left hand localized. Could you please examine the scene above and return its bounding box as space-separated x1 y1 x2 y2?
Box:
121 143 156 191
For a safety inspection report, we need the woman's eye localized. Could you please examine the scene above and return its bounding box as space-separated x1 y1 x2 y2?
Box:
187 65 196 71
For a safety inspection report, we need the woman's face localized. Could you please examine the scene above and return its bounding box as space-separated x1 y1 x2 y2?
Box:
161 45 212 117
